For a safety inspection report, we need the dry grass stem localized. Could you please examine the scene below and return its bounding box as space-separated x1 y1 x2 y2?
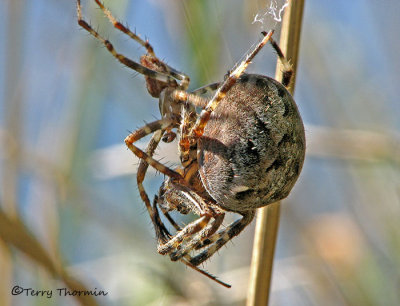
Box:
247 1 305 305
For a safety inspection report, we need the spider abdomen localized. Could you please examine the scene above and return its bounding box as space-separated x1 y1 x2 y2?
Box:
198 74 305 212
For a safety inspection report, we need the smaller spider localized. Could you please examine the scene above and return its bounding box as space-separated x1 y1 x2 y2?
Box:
77 0 305 288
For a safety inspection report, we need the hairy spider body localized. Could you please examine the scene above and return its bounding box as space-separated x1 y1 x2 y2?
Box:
198 74 305 212
77 0 305 287
156 74 305 268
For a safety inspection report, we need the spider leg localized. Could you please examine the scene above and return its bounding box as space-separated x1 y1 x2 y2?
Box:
152 180 231 288
169 214 225 261
171 90 209 109
179 96 198 168
158 215 212 255
136 129 173 243
151 195 172 242
179 259 231 288
92 0 155 55
135 125 202 243
191 82 220 95
92 0 190 89
189 30 274 139
156 179 224 253
269 36 293 88
77 0 178 87
153 190 232 288
152 182 183 233
177 84 222 168
162 211 182 232
125 118 183 180
185 210 256 266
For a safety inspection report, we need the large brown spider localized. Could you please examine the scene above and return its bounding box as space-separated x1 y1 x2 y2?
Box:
77 0 305 287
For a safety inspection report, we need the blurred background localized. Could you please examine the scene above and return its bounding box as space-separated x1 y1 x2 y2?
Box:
0 0 399 305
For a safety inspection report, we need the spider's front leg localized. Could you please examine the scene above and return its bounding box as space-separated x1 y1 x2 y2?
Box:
156 181 255 265
77 0 183 89
136 130 172 242
154 179 231 288
169 214 224 261
188 30 274 140
187 210 256 266
155 179 225 257
124 118 181 180
124 118 183 241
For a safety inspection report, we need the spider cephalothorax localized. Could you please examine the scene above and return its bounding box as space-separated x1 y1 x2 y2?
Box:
77 0 305 287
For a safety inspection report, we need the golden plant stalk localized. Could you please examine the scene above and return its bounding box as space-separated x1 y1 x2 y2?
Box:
0 207 99 306
247 1 305 305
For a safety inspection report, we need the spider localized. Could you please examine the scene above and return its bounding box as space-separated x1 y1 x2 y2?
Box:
77 0 305 288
